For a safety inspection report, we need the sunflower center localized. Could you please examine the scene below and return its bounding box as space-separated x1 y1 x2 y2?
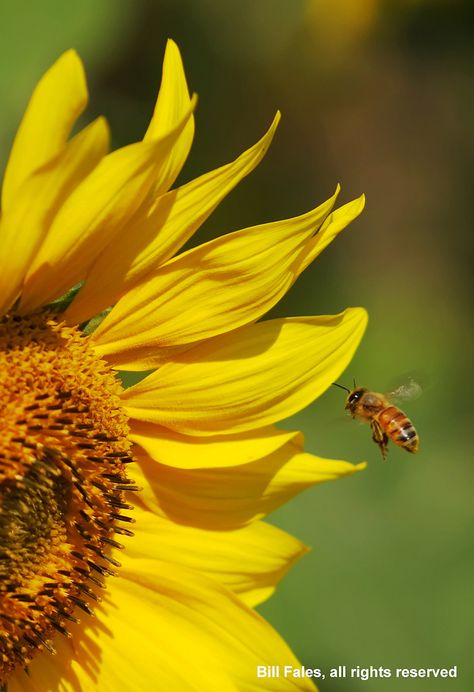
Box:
0 311 136 682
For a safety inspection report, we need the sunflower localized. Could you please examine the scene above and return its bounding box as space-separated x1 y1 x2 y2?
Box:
0 40 367 691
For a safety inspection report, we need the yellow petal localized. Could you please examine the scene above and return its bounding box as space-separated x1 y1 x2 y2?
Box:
65 114 280 324
91 189 339 367
20 97 197 312
122 308 368 435
0 117 109 316
130 419 301 468
297 194 365 273
128 508 308 607
2 50 87 213
144 38 194 190
13 562 317 691
121 561 317 691
129 442 365 529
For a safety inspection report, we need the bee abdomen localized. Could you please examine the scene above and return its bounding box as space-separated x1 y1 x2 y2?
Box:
378 406 419 453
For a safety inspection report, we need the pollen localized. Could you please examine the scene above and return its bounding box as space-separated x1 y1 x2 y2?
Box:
0 311 136 681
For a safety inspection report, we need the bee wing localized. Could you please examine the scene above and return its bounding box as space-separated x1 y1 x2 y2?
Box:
386 378 423 403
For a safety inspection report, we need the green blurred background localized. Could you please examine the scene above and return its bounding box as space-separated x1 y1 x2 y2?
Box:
1 1 472 690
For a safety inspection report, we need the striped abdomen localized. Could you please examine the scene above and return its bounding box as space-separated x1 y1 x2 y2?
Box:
377 405 419 453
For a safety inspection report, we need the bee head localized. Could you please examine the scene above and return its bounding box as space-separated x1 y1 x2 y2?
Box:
345 387 367 411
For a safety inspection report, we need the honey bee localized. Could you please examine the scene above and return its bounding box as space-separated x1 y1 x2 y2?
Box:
333 381 420 459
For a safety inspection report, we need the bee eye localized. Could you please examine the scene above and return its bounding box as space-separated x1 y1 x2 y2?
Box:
348 390 362 404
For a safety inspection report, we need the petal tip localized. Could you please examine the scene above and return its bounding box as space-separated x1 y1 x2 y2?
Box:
162 38 186 84
165 37 182 58
61 47 83 65
92 115 111 144
58 48 87 88
354 461 368 472
356 192 366 212
345 306 369 328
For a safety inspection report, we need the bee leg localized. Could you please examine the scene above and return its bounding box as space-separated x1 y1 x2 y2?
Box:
371 420 389 460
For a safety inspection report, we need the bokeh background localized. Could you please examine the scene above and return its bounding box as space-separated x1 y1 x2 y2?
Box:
1 1 472 690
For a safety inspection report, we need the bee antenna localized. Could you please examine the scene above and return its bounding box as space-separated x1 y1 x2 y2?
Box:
353 377 357 389
332 382 351 393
